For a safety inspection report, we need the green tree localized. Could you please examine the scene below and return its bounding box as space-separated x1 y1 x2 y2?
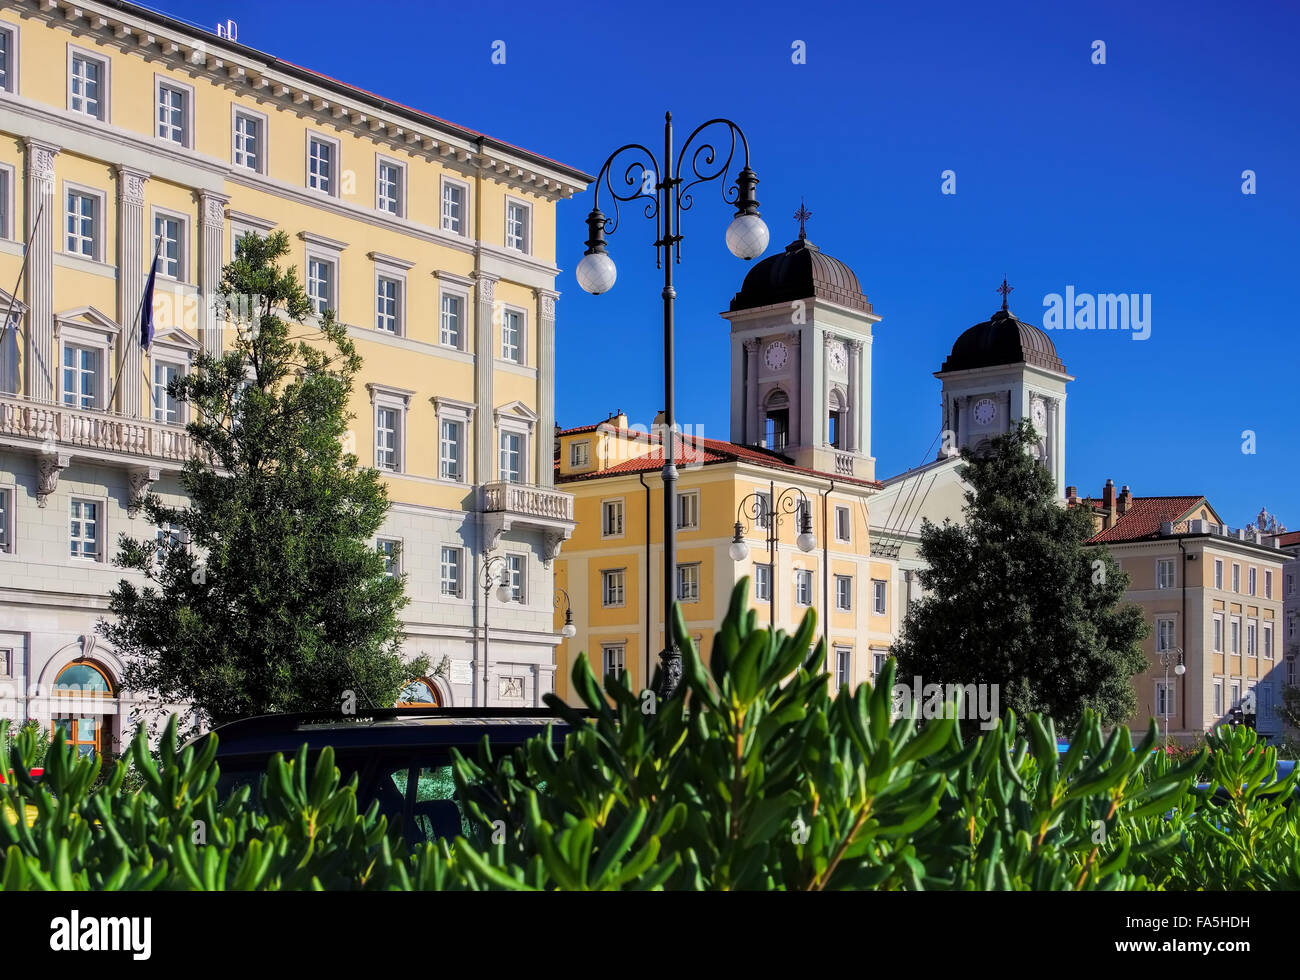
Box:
891 420 1149 732
100 231 422 728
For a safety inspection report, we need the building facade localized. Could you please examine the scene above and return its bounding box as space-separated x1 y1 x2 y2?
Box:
1081 487 1289 742
0 0 589 753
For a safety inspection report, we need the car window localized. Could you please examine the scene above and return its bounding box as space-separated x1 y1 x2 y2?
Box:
387 764 475 844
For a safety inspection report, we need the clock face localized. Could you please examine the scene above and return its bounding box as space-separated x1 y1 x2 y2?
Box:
1031 400 1047 429
764 341 789 371
973 397 997 426
829 344 846 372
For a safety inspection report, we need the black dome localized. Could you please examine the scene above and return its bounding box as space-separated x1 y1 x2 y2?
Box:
729 235 872 313
939 307 1068 375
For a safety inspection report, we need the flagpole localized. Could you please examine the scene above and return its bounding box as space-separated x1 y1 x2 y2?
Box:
108 234 162 414
0 201 45 389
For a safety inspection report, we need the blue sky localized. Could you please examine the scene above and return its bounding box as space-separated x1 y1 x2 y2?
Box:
176 0 1297 527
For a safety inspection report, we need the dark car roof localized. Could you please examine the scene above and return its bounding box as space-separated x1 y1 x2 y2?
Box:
199 707 581 758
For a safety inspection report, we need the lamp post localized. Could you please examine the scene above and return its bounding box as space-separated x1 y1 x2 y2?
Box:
728 482 816 628
554 588 578 638
576 112 769 700
1157 645 1185 752
479 554 516 706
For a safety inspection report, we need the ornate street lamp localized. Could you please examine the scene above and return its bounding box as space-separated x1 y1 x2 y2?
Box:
554 587 578 639
1157 646 1185 752
728 482 815 627
577 112 769 699
479 554 516 705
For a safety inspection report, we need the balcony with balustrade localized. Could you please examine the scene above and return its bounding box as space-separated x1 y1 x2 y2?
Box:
480 480 576 562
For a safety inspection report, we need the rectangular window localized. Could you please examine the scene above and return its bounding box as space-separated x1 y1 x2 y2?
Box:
376 276 400 333
676 490 699 530
152 361 182 423
156 81 189 145
1214 559 1224 590
439 294 463 348
754 563 771 602
873 651 888 677
62 344 99 409
1156 617 1176 652
1248 567 1257 597
308 136 336 194
835 648 851 688
1247 621 1257 657
66 190 97 258
499 431 523 483
1213 613 1224 653
0 25 15 94
154 213 184 280
69 499 99 560
1265 570 1273 599
795 569 813 606
501 309 522 362
378 538 401 578
677 563 700 602
505 554 525 602
69 51 106 120
1232 563 1240 593
1230 681 1240 707
835 574 852 611
0 168 9 241
505 200 530 252
439 419 462 482
377 160 403 215
233 111 262 171
1155 680 1176 717
1213 680 1223 716
307 257 334 315
440 546 463 597
375 407 400 471
602 644 625 680
835 506 851 542
601 499 624 537
1231 616 1241 654
1156 559 1175 590
441 180 466 234
0 487 10 553
602 569 625 607
570 442 590 467
872 579 887 616
755 492 772 530
1289 573 1295 596
1263 623 1273 659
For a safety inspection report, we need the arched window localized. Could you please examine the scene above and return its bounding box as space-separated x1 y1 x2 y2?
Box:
53 661 115 757
764 389 789 451
828 389 847 449
397 678 442 708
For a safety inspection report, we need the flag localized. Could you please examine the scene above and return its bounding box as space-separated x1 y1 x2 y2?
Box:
140 246 159 351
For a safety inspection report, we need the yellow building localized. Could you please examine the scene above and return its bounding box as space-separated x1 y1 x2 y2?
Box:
1079 484 1290 741
553 228 900 702
0 0 589 752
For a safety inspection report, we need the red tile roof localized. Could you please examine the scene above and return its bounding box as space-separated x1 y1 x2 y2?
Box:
1272 530 1300 548
1088 496 1206 544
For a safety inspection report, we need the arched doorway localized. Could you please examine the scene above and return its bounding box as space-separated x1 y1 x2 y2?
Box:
397 677 442 708
52 660 115 757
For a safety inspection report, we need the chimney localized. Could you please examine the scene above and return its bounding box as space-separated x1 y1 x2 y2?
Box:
1065 485 1078 506
1101 479 1116 529
1118 485 1132 516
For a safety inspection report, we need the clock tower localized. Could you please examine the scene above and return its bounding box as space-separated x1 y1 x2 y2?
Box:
935 280 1073 496
722 210 881 480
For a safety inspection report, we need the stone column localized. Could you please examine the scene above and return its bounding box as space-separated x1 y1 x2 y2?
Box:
472 272 498 487
23 139 58 403
198 191 229 358
534 288 557 488
743 338 759 443
848 339 864 452
116 166 149 417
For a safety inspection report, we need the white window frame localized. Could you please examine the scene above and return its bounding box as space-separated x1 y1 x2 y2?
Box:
601 498 625 539
375 155 406 217
377 537 402 578
151 207 189 283
754 562 771 602
69 495 105 563
438 287 468 350
1248 567 1257 597
872 650 888 678
835 574 852 611
440 176 468 236
1263 622 1273 660
1212 613 1224 653
1155 617 1176 653
433 397 473 485
306 131 341 197
1154 679 1176 717
835 647 852 688
368 384 412 474
676 489 700 531
505 196 532 254
677 563 700 603
150 355 187 425
570 441 591 468
0 163 13 242
375 274 401 334
795 568 814 606
231 106 268 174
602 568 625 608
1247 619 1258 658
601 644 626 680
67 45 109 122
1232 563 1240 593
871 578 887 616
505 552 526 603
1213 680 1223 717
496 412 532 484
59 320 115 412
1156 558 1175 590
440 546 464 598
154 74 194 148
63 182 105 262
1230 615 1241 654
0 22 19 96
834 505 851 543
0 484 14 555
499 305 526 364
1265 570 1273 599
